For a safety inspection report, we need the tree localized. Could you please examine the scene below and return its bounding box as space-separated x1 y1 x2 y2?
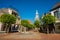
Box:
21 20 28 27
34 20 40 28
42 14 55 25
0 14 16 33
42 14 56 33
34 20 40 31
21 20 35 33
21 20 29 33
28 24 35 29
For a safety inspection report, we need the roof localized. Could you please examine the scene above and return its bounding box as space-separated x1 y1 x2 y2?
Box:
0 8 19 17
50 2 60 11
0 8 8 13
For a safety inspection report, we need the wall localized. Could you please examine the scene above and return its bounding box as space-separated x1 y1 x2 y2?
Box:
50 8 60 23
0 22 2 31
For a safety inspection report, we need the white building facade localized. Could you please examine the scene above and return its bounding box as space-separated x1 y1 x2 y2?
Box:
50 7 60 23
0 8 20 31
49 2 60 29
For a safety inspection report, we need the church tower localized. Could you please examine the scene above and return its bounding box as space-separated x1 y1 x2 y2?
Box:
35 10 39 21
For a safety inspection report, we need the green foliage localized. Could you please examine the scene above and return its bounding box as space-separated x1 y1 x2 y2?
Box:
21 20 28 27
21 20 35 29
34 20 40 28
0 14 16 33
0 14 16 24
42 14 56 25
27 23 35 29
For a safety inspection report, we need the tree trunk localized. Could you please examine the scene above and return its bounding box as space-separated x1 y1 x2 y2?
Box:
52 29 55 34
19 25 23 33
6 24 10 33
34 27 38 32
5 24 8 33
47 27 49 34
24 27 26 33
6 28 9 33
19 25 22 32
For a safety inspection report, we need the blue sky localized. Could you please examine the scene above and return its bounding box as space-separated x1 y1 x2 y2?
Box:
0 0 60 23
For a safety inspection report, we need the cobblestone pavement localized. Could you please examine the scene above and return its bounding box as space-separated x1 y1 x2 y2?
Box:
0 32 60 40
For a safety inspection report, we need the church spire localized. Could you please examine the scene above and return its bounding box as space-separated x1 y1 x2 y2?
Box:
35 10 39 21
36 10 38 14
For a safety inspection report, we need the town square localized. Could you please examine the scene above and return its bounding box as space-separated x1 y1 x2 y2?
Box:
0 0 60 40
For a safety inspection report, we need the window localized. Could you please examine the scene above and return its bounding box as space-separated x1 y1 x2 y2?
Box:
54 11 60 19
